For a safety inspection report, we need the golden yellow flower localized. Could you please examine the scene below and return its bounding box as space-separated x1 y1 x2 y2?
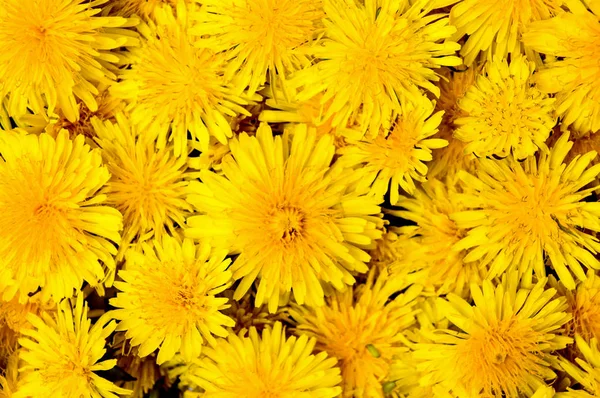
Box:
453 132 600 289
0 130 122 302
0 0 138 122
288 0 461 137
108 0 198 18
111 333 161 398
558 335 600 397
187 322 342 397
290 270 421 397
414 274 571 396
14 295 129 398
523 1 600 134
0 351 19 398
186 123 384 312
454 55 556 160
110 236 234 365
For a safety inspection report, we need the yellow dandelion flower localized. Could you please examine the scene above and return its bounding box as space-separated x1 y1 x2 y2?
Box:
369 228 425 270
391 178 487 297
111 3 254 156
111 333 161 398
0 351 19 398
290 270 421 397
522 1 600 134
453 132 600 289
185 123 384 312
337 96 447 202
414 274 571 397
558 335 600 397
108 0 198 18
187 322 342 397
454 56 556 159
92 114 193 259
222 290 286 336
449 0 562 65
109 236 235 365
192 0 324 96
14 295 129 398
547 130 600 191
187 137 231 174
0 130 122 302
428 66 479 181
288 0 461 136
0 0 138 123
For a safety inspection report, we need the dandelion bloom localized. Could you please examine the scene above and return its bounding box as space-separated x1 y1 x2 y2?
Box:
288 0 461 137
110 237 235 365
0 130 122 302
523 1 600 134
111 3 252 156
109 0 198 18
192 0 325 96
290 271 421 397
559 335 600 397
186 123 384 312
14 295 129 398
554 272 600 342
414 275 571 396
92 114 193 258
338 96 447 202
0 0 138 122
187 322 342 397
0 352 19 397
454 55 555 160
453 132 600 289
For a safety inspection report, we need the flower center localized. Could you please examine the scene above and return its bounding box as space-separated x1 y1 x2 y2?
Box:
271 206 305 243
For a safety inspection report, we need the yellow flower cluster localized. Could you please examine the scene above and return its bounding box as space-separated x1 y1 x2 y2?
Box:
2 0 600 397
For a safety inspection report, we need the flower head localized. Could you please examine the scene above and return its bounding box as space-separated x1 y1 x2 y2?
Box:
454 55 556 159
186 322 343 397
453 132 600 289
109 0 198 18
414 274 571 396
0 130 122 302
109 236 235 365
0 0 138 122
559 335 600 397
110 333 161 398
111 2 253 156
338 96 447 202
290 270 421 397
92 114 193 259
185 123 384 312
523 1 600 134
449 0 562 65
14 295 129 398
288 0 461 137
192 0 325 96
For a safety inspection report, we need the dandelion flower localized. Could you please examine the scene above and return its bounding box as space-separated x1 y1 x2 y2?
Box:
0 351 19 398
109 0 198 18
111 2 253 156
14 295 129 398
0 130 122 302
449 0 562 65
391 178 487 296
547 130 600 190
92 115 193 258
338 96 447 202
559 335 600 397
454 55 556 159
187 322 342 397
290 270 421 397
185 123 384 312
111 333 161 398
288 0 461 136
414 274 571 397
109 236 235 365
192 0 325 96
522 2 600 134
222 291 285 336
453 132 600 289
0 0 138 123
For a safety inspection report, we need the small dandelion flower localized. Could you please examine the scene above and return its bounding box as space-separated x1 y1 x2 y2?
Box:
109 236 235 365
453 132 600 289
523 2 600 134
0 0 138 122
111 2 253 156
288 0 461 137
14 295 130 398
454 55 556 159
92 115 193 258
187 322 343 397
290 270 421 397
0 130 122 302
192 0 324 96
108 0 198 19
414 274 572 397
111 333 161 398
338 96 447 202
185 123 384 312
559 335 600 397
